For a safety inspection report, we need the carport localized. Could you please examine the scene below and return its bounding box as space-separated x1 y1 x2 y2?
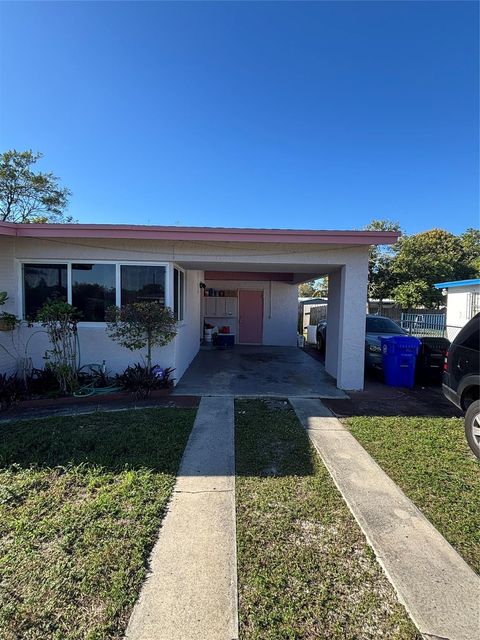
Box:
171 227 399 390
173 345 347 397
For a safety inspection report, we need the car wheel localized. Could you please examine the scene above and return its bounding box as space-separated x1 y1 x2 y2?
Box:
464 400 480 460
316 335 324 352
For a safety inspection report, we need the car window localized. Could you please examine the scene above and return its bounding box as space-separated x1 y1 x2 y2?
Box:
455 315 480 352
366 317 405 334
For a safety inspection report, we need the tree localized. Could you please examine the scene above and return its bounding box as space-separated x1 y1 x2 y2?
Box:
37 300 80 393
298 278 328 298
460 228 480 275
363 219 402 301
106 302 177 372
391 228 475 308
0 150 72 223
392 280 431 310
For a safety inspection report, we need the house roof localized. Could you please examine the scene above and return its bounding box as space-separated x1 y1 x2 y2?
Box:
298 297 328 305
434 278 480 289
0 221 399 245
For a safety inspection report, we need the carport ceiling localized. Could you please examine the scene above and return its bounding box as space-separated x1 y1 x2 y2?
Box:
176 261 343 281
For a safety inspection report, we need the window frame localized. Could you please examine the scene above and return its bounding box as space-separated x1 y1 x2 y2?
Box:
17 259 172 325
173 265 186 323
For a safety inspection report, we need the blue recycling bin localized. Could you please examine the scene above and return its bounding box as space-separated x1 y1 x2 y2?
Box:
381 336 421 388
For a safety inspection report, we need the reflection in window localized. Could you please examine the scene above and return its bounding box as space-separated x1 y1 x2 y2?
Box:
23 264 67 319
121 265 166 306
72 264 116 321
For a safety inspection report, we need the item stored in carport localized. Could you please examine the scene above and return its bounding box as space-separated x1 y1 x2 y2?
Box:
213 333 235 348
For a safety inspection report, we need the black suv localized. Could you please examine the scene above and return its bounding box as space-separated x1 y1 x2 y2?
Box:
442 313 480 458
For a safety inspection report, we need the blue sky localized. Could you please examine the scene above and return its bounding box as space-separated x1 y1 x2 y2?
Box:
0 1 478 234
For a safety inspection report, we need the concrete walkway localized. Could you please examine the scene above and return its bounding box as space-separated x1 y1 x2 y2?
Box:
125 396 238 640
290 397 480 640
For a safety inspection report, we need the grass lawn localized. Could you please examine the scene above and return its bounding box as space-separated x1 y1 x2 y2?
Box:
235 399 421 640
346 416 480 574
0 408 195 640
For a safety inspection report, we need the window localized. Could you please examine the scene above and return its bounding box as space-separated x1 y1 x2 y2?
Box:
174 267 185 321
72 263 116 321
366 317 406 334
457 321 479 352
23 264 67 319
21 262 170 321
121 265 166 306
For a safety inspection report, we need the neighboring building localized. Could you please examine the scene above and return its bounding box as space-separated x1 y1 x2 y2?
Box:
434 278 480 341
0 222 398 390
298 297 328 331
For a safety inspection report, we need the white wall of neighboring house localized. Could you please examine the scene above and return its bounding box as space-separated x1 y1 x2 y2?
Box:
444 283 480 341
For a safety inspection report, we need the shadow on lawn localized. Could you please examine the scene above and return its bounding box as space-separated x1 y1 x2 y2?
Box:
0 409 194 473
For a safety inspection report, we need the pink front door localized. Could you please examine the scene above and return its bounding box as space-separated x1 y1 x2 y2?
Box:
239 290 263 344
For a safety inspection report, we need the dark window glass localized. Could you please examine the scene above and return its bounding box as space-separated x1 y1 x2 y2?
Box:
174 268 185 321
121 265 165 306
174 268 179 319
72 263 116 321
366 317 406 334
179 270 185 321
23 264 67 319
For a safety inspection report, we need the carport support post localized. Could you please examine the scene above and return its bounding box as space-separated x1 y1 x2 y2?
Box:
325 263 367 390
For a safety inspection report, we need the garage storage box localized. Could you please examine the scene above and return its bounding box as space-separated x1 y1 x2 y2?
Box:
212 333 235 348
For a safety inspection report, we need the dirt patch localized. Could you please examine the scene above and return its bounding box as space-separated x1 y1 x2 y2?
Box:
262 398 291 411
323 383 462 418
0 394 200 423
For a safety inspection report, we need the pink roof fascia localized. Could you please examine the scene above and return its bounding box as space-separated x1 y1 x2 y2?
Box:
0 221 399 245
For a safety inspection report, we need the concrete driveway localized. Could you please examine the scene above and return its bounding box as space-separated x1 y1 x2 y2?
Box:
173 345 347 398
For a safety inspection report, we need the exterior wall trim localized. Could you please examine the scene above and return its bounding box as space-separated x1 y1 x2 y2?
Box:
0 221 399 246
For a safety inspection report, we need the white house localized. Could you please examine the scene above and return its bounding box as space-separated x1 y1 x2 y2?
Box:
434 278 480 341
0 222 398 390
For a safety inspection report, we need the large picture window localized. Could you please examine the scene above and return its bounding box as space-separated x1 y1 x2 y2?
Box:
121 265 166 306
72 263 116 321
23 264 67 319
21 262 170 321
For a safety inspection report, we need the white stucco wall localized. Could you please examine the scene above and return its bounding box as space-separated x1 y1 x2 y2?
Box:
325 251 369 390
173 269 203 381
0 238 18 375
445 284 480 341
204 279 298 346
